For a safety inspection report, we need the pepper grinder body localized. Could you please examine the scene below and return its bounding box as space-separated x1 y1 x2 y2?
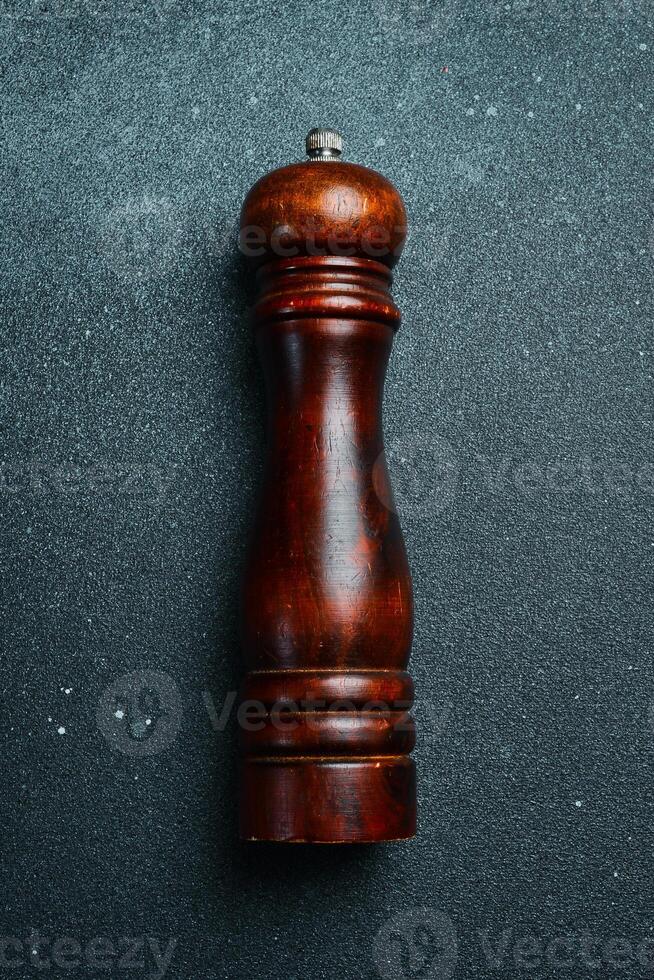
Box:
238 137 416 843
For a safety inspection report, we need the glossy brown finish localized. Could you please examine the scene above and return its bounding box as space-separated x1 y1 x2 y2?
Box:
240 710 416 757
240 758 416 844
241 668 414 708
238 152 415 843
241 162 407 268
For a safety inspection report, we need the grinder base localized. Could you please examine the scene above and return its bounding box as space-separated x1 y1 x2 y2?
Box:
239 757 416 844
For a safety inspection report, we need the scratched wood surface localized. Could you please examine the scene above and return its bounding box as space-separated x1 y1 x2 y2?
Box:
239 158 416 842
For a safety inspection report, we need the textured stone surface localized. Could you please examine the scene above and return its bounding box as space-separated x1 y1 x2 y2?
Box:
1 1 652 977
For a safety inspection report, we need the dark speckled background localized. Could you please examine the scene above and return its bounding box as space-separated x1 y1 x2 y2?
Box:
1 1 653 977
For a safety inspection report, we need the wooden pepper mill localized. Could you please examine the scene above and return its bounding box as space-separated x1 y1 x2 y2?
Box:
238 129 415 843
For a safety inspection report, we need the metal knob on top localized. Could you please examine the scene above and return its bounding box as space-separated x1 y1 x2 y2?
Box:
305 127 343 160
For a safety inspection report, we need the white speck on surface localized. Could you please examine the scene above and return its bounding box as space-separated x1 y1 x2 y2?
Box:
375 136 386 147
115 709 124 719
527 111 534 118
474 94 480 100
248 95 258 105
614 871 619 877
575 800 583 807
576 103 582 110
536 75 542 82
638 42 647 50
466 107 475 116
84 329 90 339
145 718 152 726
47 717 52 722
57 726 66 735
486 105 498 117
64 688 72 694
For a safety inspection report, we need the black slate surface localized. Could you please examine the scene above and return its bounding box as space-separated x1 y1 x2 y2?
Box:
1 2 653 978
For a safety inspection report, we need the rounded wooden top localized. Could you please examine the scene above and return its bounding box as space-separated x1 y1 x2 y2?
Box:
240 160 407 268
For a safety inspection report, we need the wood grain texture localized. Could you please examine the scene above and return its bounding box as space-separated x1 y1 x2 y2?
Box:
238 157 415 843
